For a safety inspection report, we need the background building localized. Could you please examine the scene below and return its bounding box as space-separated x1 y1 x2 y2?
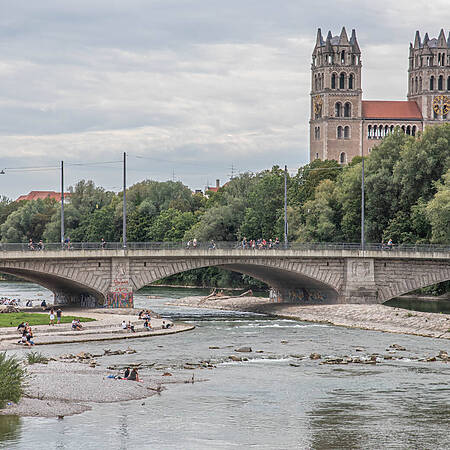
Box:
310 27 450 164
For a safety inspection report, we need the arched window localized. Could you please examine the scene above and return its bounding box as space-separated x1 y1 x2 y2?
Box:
331 73 337 89
367 125 372 139
438 75 443 91
384 125 389 135
339 72 345 89
406 125 411 135
351 54 356 65
315 152 319 160
335 102 342 117
415 77 418 93
349 73 354 90
419 77 422 92
412 126 417 136
339 152 346 164
430 76 435 91
401 125 406 133
448 76 450 91
390 125 394 133
341 51 345 64
344 126 350 139
344 102 351 117
373 125 378 139
337 126 343 139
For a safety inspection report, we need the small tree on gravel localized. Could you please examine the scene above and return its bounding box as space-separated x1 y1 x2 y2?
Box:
0 352 26 408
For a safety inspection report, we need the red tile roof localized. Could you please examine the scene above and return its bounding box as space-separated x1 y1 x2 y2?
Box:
16 191 70 202
362 101 422 120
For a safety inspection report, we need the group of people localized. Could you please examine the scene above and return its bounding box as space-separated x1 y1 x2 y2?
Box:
17 322 34 346
121 320 136 332
0 297 19 306
48 308 62 325
116 367 140 381
27 239 45 251
240 237 281 250
186 239 217 249
71 319 83 331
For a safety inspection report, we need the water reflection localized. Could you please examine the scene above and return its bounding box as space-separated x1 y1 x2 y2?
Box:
385 297 450 314
0 415 21 442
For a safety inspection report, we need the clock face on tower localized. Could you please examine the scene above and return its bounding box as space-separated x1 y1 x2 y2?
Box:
432 95 449 116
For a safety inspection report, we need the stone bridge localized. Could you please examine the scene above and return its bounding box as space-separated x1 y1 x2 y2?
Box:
0 247 448 307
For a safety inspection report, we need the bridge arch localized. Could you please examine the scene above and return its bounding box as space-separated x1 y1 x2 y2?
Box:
0 261 107 307
378 265 450 303
131 257 342 303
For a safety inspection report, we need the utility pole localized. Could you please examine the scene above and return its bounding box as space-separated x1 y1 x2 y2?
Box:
123 152 127 249
284 165 288 247
60 161 64 249
361 120 365 252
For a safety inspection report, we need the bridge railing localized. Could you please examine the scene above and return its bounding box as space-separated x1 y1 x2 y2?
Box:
0 241 449 253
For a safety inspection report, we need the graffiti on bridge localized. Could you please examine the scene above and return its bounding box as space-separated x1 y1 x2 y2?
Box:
106 291 134 308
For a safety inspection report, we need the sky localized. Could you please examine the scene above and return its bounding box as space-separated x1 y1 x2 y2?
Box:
0 0 449 198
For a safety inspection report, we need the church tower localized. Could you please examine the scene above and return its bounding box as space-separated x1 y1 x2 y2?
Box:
310 27 363 163
408 29 450 125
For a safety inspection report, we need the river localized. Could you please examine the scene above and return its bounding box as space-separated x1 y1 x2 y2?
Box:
0 282 449 449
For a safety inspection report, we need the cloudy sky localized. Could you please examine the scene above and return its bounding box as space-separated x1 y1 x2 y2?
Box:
0 0 448 198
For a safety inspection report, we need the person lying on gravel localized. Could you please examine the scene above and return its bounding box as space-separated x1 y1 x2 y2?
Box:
127 368 140 381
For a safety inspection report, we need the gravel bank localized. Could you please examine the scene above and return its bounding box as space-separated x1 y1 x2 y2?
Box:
1 359 186 418
174 296 450 339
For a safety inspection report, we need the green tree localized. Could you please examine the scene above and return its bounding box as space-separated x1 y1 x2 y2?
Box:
300 179 342 242
146 208 197 241
426 169 450 244
1 198 57 242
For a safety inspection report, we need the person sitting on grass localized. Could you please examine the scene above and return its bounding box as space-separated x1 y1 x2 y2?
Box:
127 368 140 381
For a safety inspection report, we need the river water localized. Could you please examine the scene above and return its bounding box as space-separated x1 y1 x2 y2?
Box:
0 282 449 449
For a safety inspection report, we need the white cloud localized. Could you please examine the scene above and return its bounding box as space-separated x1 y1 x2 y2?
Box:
0 0 448 197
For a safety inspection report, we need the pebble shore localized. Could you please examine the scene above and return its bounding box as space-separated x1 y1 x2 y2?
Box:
174 296 450 339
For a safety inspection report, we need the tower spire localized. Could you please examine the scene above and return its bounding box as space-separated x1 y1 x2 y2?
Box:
437 28 446 47
350 29 361 53
315 28 323 47
339 26 349 45
413 30 421 48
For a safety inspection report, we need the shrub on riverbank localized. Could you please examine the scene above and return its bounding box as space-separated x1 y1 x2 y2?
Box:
0 352 26 408
26 351 48 365
0 313 95 328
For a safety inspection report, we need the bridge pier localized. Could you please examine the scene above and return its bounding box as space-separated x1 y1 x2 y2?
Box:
342 258 378 304
104 258 134 308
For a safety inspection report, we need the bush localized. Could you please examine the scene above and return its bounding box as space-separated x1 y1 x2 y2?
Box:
26 351 48 365
0 352 26 408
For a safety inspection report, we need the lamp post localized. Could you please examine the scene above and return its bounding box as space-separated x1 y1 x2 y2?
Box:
61 161 65 249
361 121 365 252
123 152 127 249
284 165 288 247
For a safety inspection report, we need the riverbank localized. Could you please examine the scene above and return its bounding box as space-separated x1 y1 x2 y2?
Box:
0 308 194 350
0 356 195 418
174 296 450 339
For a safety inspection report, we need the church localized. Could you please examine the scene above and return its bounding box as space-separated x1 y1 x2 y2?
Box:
309 27 450 164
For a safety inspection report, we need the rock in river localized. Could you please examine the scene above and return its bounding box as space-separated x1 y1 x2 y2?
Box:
235 347 252 353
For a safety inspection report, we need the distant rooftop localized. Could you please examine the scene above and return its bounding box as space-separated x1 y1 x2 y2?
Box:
362 101 423 120
16 191 71 202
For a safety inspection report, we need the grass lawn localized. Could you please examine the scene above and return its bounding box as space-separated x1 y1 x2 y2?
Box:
0 313 95 327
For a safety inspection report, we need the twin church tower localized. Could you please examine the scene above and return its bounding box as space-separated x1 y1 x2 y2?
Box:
309 27 450 163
